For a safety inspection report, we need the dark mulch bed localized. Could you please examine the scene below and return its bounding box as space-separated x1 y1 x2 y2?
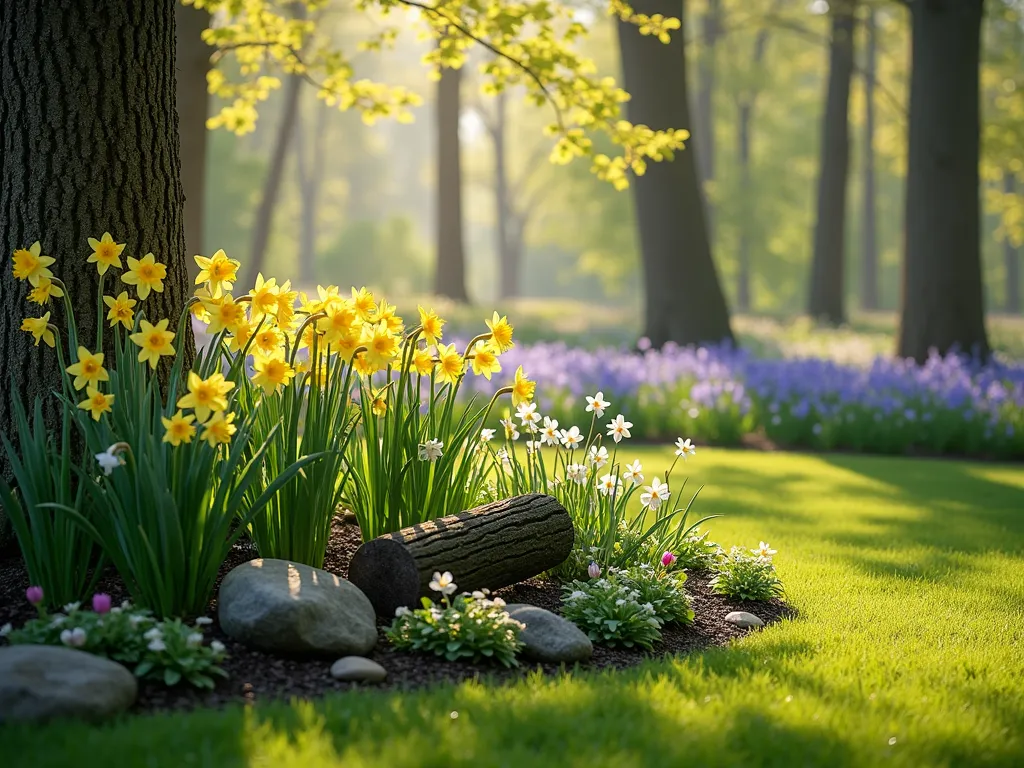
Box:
0 518 793 715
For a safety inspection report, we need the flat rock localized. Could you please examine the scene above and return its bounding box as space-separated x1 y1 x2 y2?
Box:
0 645 137 723
330 656 387 683
505 604 593 663
219 559 377 657
724 611 764 629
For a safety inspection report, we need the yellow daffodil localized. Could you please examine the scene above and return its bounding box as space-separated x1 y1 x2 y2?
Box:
21 313 55 348
27 277 64 305
512 365 536 407
249 273 279 321
435 343 464 385
353 352 376 377
12 242 55 286
418 306 445 346
318 285 345 313
161 410 196 446
334 328 363 362
275 280 298 329
412 347 435 376
66 347 109 391
252 355 296 394
103 291 136 329
129 319 175 369
200 411 236 447
364 323 399 370
202 294 246 335
121 253 167 300
350 286 375 320
87 233 126 275
251 325 285 358
176 371 234 423
375 299 404 334
227 317 254 354
371 391 387 417
486 312 514 353
193 249 239 296
470 340 502 380
317 302 358 345
77 386 114 421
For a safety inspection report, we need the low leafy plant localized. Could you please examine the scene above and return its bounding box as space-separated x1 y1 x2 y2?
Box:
709 544 785 601
3 593 227 689
616 564 694 625
385 571 524 667
560 576 662 649
666 528 722 571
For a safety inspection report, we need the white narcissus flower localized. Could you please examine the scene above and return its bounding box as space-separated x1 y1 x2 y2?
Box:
559 426 583 449
417 439 444 462
606 414 633 443
479 428 496 443
566 463 589 484
540 416 560 446
588 445 609 470
622 459 644 486
429 571 457 596
60 627 87 647
596 473 622 497
95 446 124 476
525 440 543 454
516 401 541 429
752 541 777 559
500 417 520 441
585 391 611 418
640 476 671 510
675 437 696 459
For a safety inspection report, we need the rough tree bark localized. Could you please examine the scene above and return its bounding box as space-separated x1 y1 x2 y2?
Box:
175 1 210 282
616 0 735 347
239 73 303 290
0 0 193 454
433 62 470 302
860 6 879 311
897 0 989 361
295 94 329 287
695 0 720 236
808 0 857 325
1004 174 1020 314
348 494 574 616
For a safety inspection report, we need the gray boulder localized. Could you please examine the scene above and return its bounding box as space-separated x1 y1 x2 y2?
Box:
219 558 378 656
330 656 387 683
0 645 137 723
505 604 593 663
724 610 764 629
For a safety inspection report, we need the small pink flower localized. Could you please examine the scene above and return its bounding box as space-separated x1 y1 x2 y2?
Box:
661 552 677 568
587 562 601 579
92 593 112 614
26 586 44 605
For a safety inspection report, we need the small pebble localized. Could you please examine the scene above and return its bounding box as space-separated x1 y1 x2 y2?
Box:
330 656 387 683
724 611 764 628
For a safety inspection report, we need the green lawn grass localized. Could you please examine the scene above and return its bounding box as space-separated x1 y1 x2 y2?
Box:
4 448 1024 767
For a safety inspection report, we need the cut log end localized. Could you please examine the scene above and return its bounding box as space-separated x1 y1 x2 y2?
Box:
346 537 422 618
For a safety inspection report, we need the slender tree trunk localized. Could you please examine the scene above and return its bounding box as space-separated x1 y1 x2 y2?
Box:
0 0 192 452
175 1 210 281
617 0 733 347
897 0 989 361
494 90 519 299
434 62 470 302
695 0 719 236
240 73 303 289
808 0 857 325
860 6 879 311
1005 174 1020 314
295 95 328 287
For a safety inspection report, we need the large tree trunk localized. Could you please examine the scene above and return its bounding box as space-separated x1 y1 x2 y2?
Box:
808 0 857 325
0 0 192 457
860 6 879 312
1004 174 1020 314
695 0 720 237
616 0 734 347
175 2 210 281
897 0 989 361
240 73 303 290
434 63 470 302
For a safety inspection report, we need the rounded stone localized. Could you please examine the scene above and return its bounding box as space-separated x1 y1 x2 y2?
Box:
0 645 137 723
330 656 388 683
505 604 593 663
724 610 764 629
219 558 378 657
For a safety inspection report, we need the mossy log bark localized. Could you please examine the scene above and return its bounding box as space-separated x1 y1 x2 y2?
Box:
348 494 574 617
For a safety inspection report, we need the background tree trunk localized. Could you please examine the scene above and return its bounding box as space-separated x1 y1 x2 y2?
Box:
860 6 879 311
616 0 734 347
808 0 857 325
433 63 470 302
240 73 303 290
1004 174 1020 314
897 0 989 361
174 1 210 283
695 0 720 238
0 0 192 454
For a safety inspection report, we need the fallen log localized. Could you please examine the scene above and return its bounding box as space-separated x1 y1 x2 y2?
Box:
347 493 574 616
